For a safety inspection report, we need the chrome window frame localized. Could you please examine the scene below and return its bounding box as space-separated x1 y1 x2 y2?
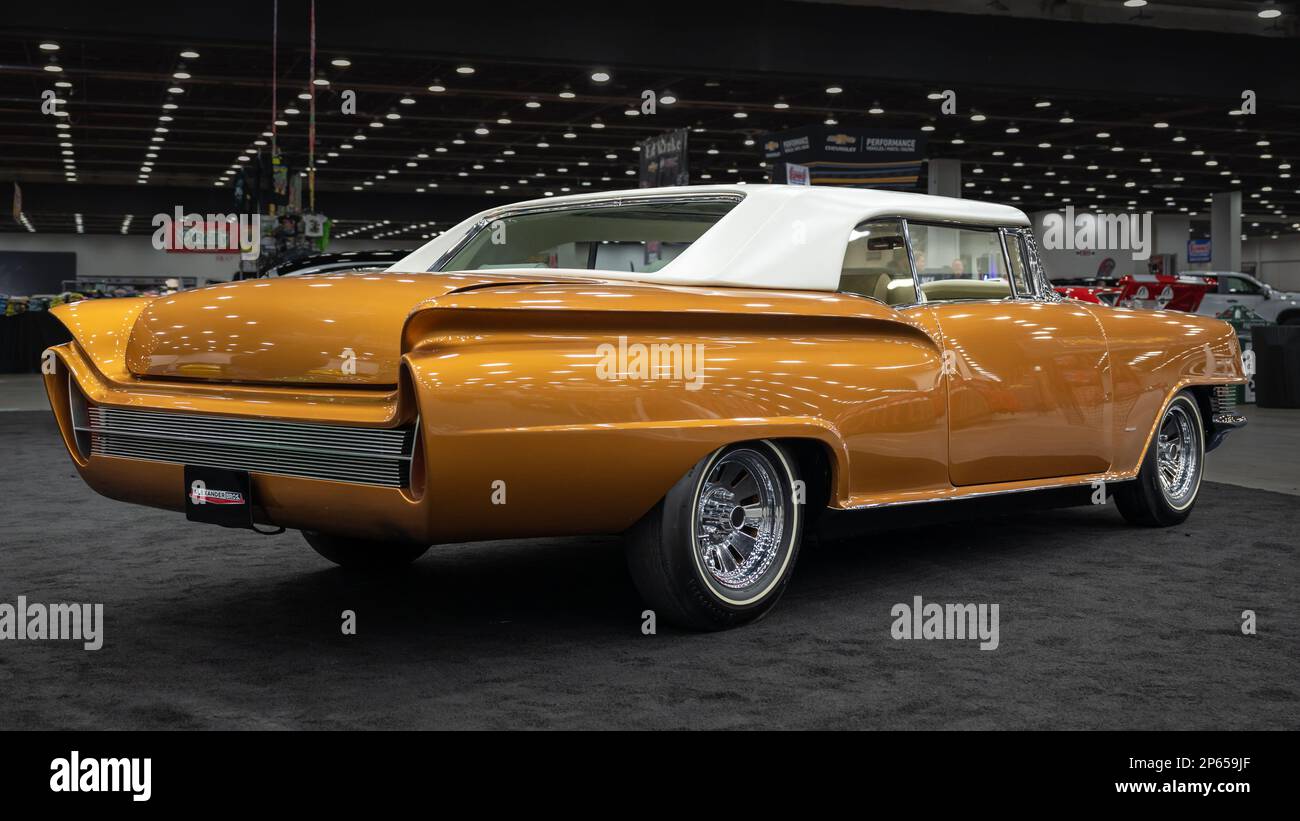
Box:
998 228 1036 300
840 218 1042 308
900 218 924 305
902 219 1019 304
428 193 746 273
1008 226 1062 302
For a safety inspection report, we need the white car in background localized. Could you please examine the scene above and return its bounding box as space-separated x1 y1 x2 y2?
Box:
1180 271 1300 325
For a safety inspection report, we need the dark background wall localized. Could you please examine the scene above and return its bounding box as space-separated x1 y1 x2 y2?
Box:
0 250 75 295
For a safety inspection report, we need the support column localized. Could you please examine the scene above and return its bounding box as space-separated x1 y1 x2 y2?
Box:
927 158 962 199
1153 214 1191 272
926 160 963 273
1210 191 1242 272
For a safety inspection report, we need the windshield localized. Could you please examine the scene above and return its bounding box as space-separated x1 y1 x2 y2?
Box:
437 198 739 273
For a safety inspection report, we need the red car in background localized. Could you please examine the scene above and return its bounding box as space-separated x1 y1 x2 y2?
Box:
1052 277 1123 305
1053 274 1216 312
1115 274 1216 312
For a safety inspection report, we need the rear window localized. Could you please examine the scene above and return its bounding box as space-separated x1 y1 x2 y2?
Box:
437 198 739 274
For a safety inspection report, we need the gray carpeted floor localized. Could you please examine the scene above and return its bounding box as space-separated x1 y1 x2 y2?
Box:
1 410 1295 730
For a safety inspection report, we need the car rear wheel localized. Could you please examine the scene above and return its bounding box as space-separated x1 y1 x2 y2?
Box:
1114 391 1205 527
302 531 428 570
625 440 803 631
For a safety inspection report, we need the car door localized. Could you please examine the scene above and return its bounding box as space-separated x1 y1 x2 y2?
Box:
910 224 1112 487
834 218 952 499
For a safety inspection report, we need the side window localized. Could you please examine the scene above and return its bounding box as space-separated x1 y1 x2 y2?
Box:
838 219 917 306
907 223 1012 302
1004 232 1035 298
1222 276 1261 295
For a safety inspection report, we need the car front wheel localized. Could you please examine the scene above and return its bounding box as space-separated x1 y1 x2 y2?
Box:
625 440 804 630
1114 391 1205 527
302 531 429 570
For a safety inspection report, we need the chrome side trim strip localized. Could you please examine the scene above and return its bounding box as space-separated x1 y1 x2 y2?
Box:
844 477 1134 511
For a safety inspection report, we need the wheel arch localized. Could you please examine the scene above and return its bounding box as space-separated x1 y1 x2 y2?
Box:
1275 308 1300 326
770 437 837 517
1132 385 1210 477
1186 384 1217 440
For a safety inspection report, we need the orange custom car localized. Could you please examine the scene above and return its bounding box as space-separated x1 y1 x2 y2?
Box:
44 186 1249 630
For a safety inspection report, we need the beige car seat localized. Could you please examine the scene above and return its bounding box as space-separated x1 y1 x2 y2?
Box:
839 269 893 303
840 269 918 305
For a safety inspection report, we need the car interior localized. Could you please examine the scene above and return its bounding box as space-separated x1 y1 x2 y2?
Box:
838 219 1017 305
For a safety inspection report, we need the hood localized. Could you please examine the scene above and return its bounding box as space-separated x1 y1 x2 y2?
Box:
123 270 566 385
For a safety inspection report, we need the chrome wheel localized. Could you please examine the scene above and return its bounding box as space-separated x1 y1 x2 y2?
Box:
627 439 804 629
694 448 786 592
1156 403 1200 508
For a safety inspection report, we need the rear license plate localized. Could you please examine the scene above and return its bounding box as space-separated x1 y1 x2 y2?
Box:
185 465 253 529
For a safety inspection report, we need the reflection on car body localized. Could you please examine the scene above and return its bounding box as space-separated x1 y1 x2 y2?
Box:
44 185 1249 629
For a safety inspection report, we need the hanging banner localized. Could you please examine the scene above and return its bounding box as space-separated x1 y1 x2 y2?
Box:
272 154 288 196
639 128 689 188
12 182 22 224
762 126 926 189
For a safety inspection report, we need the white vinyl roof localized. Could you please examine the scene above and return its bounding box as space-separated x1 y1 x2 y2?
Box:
390 184 1031 292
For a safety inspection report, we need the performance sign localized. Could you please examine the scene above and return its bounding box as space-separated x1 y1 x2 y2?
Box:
762 127 926 189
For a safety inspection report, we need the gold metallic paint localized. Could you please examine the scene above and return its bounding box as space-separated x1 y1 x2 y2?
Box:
122 272 583 386
929 301 1112 485
45 273 1246 544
